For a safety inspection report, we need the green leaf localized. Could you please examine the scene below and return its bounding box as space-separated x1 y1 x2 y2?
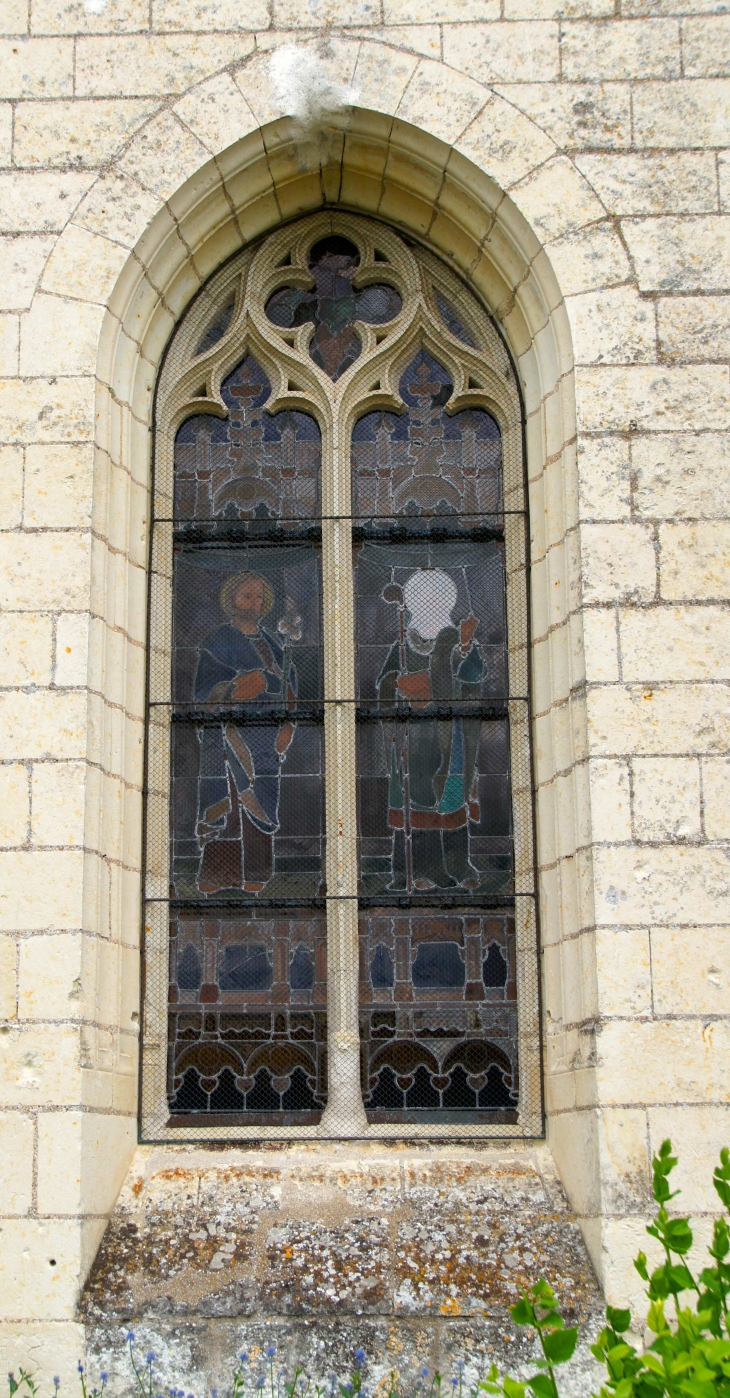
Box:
606 1307 632 1334
503 1378 526 1398
542 1329 578 1365
525 1375 556 1398
532 1280 556 1301
664 1220 694 1255
635 1253 649 1281
668 1264 695 1292
511 1299 535 1327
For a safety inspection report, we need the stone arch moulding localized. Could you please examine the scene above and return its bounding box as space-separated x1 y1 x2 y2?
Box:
89 76 595 1262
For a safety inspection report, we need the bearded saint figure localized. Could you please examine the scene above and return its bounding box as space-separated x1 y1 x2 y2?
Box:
377 568 483 892
194 571 297 894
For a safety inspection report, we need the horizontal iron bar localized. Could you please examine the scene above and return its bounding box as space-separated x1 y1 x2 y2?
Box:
147 892 535 911
157 699 526 724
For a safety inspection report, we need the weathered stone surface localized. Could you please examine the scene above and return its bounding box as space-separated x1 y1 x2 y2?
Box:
82 1147 603 1389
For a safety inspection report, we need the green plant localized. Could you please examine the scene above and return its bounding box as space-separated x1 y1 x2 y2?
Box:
481 1141 730 1398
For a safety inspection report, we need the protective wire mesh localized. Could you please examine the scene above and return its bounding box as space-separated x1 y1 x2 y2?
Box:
140 216 542 1142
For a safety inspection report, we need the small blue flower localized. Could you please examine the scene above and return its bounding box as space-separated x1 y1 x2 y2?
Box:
53 1380 61 1392
147 1354 156 1365
100 1375 108 1384
455 1363 465 1374
211 1388 218 1397
256 1378 266 1390
354 1350 365 1367
451 1380 458 1387
266 1346 277 1359
420 1370 429 1380
78 1365 84 1375
239 1355 249 1365
126 1333 136 1343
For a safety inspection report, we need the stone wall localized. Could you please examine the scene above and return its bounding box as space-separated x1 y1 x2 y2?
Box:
0 0 728 1381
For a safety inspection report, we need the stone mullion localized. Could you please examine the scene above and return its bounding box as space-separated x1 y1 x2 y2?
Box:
319 411 368 1137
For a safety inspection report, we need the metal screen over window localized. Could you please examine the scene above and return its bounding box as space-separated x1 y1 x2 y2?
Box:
141 212 541 1141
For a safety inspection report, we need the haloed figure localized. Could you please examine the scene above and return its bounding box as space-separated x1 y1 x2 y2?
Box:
195 571 297 894
378 568 483 892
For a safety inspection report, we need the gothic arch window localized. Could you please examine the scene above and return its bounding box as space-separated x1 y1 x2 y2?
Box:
142 212 540 1140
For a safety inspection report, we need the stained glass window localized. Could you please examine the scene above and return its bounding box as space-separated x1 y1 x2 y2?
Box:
142 213 540 1141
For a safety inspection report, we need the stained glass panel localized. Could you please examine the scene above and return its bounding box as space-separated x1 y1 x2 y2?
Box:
265 236 402 382
174 356 321 521
352 351 502 520
353 345 518 1124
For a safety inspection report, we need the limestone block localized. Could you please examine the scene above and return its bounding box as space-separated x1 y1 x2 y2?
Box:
575 151 718 214
75 33 255 98
598 1018 730 1104
492 81 631 148
18 931 87 1019
659 522 730 601
0 37 73 96
37 1111 135 1216
620 604 730 681
682 14 730 76
651 926 730 1018
633 433 730 518
588 758 632 841
0 850 84 930
593 844 730 927
562 19 680 80
588 682 730 756
633 79 730 147
0 446 23 528
349 41 419 117
702 757 730 839
55 614 89 687
0 532 90 611
583 608 620 682
0 316 18 375
581 522 656 603
511 156 604 244
0 613 53 686
276 0 379 19
633 756 701 841
72 174 163 251
19 296 105 378
30 0 147 32
41 225 129 306
396 58 488 146
13 99 159 168
0 236 55 312
0 1217 105 1321
443 21 560 84
385 0 498 17
0 931 17 1020
658 296 730 362
0 766 29 848
567 286 655 365
0 376 95 443
548 223 630 296
455 94 556 189
0 173 92 234
596 927 652 1015
31 762 86 847
117 111 210 202
173 73 258 155
0 691 86 762
2 0 28 30
577 436 631 519
349 25 441 57
0 1114 33 1214
623 215 730 293
507 0 610 12
153 0 268 26
576 365 730 432
24 443 93 529
720 153 730 213
0 106 10 165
